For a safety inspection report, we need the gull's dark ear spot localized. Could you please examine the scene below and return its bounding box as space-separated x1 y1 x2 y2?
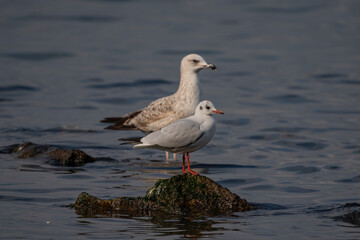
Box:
200 106 203 110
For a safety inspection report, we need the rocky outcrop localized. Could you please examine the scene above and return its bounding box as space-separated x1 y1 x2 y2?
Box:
73 174 253 217
1 142 96 166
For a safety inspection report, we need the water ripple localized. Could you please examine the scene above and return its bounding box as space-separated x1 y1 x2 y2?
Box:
1 126 98 134
88 79 172 89
254 203 287 210
335 175 360 183
93 97 142 105
15 14 119 23
193 163 262 169
0 98 12 102
336 79 360 85
266 94 317 103
220 118 250 126
243 133 299 141
316 110 360 114
281 186 318 193
279 165 321 174
274 140 327 151
218 178 263 186
0 85 39 92
253 4 321 14
2 52 75 61
313 73 348 79
261 127 306 133
157 50 222 56
243 185 275 191
0 195 72 203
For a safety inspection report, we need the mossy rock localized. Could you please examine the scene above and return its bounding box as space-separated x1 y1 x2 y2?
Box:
73 174 253 217
145 174 252 214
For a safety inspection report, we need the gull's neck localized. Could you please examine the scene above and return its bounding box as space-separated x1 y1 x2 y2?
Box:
176 70 200 100
193 113 215 132
173 70 201 116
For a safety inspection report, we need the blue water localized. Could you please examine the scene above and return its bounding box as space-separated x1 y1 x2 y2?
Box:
1 0 360 239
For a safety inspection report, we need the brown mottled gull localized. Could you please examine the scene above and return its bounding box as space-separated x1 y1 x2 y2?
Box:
101 54 216 159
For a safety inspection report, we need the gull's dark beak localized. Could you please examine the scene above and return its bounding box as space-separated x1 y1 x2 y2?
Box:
212 110 224 115
203 63 217 70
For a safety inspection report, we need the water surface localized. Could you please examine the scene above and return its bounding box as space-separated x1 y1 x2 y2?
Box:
1 0 360 239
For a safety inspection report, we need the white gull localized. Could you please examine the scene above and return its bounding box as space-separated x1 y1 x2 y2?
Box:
133 100 224 175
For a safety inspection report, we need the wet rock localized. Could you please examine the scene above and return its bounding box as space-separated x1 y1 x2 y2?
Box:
333 203 360 226
1 142 96 166
335 210 360 226
73 174 253 217
145 174 252 214
74 192 171 217
47 149 95 166
2 142 51 158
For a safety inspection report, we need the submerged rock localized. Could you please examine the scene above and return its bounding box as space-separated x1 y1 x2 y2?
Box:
74 174 253 217
335 210 360 226
1 142 96 166
333 203 360 226
2 142 51 158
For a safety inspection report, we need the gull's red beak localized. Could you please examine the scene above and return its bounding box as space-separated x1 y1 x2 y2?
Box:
212 110 224 115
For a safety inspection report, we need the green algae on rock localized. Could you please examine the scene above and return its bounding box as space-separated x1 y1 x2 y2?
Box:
74 174 253 217
145 174 252 214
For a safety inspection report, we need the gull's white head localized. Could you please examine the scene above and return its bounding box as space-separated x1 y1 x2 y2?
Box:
180 54 216 73
195 100 224 116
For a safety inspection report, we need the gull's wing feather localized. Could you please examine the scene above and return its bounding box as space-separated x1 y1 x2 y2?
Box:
130 95 178 132
139 119 202 148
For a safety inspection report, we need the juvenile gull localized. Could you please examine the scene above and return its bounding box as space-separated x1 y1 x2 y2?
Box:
101 54 216 159
132 100 224 175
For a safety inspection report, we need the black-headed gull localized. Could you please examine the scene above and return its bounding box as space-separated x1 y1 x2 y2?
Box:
101 54 216 160
133 100 223 175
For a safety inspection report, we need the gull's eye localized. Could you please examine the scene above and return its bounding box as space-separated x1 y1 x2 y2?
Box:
206 106 210 110
192 59 199 64
200 106 203 110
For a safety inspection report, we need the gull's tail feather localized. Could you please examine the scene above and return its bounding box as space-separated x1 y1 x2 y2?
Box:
118 137 142 145
134 143 154 149
100 110 142 130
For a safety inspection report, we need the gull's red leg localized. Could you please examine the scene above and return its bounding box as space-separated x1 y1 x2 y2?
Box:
182 154 186 174
186 152 198 175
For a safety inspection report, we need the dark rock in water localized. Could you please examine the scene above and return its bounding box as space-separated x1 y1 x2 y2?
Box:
339 211 360 226
3 142 51 158
334 210 360 226
1 142 96 166
333 203 360 226
145 174 252 214
74 192 170 217
73 174 253 217
47 149 95 166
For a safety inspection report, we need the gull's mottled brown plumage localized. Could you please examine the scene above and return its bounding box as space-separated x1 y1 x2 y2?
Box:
101 54 216 134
